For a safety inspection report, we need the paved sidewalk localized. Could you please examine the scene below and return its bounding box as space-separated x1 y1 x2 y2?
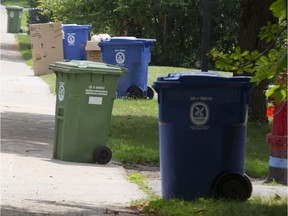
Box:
0 4 145 216
1 3 287 216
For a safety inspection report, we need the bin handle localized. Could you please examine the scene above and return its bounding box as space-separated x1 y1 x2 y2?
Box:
164 72 221 80
78 61 88 68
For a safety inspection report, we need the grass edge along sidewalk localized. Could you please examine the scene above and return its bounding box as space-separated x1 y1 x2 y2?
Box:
10 9 286 216
14 33 271 178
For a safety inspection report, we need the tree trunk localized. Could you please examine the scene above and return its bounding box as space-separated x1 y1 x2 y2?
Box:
238 0 277 123
162 14 168 65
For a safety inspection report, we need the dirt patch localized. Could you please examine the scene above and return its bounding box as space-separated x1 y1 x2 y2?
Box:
123 164 161 180
123 163 268 185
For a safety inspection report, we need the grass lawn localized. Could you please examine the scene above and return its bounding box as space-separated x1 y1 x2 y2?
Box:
14 33 271 178
143 197 287 216
12 24 284 216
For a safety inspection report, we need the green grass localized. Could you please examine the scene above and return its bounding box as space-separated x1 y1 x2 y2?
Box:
127 173 160 204
14 34 271 178
245 122 271 177
15 34 32 66
109 99 159 164
143 197 287 216
11 6 286 215
148 66 194 87
41 73 57 94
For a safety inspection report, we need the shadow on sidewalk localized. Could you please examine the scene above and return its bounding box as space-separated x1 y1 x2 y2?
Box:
0 41 27 63
1 201 138 216
1 111 54 159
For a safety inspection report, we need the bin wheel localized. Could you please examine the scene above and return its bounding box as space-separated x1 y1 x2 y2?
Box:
93 146 112 165
147 86 154 99
214 172 252 200
126 86 144 99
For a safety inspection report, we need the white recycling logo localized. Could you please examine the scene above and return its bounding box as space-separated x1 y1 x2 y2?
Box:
67 35 75 45
190 102 209 126
58 83 65 102
115 52 125 64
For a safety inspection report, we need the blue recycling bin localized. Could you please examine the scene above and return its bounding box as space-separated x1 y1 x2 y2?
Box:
99 37 156 99
153 72 254 201
62 24 91 60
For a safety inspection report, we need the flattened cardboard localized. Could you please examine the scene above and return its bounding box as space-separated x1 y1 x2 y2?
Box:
30 23 64 75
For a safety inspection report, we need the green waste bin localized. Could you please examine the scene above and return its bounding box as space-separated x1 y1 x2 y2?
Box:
49 60 127 164
6 6 23 33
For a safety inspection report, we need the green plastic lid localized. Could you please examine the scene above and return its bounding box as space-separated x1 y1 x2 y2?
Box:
49 60 128 75
6 6 23 10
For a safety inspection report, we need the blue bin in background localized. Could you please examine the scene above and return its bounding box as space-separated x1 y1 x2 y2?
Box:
99 37 156 99
62 24 91 60
153 72 254 201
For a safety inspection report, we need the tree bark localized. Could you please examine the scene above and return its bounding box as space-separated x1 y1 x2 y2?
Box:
238 0 277 123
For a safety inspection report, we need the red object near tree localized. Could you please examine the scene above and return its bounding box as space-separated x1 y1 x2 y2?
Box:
266 105 274 118
266 101 287 185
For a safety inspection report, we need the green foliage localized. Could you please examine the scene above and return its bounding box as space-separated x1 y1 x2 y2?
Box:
210 0 287 104
270 0 287 19
259 22 282 43
2 0 30 7
37 0 240 68
27 0 38 8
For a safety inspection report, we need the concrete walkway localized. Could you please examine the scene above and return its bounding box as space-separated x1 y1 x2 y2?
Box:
0 4 145 216
1 3 287 216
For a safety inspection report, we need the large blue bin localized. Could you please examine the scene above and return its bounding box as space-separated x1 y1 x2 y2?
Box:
99 37 156 98
62 24 91 60
153 72 254 201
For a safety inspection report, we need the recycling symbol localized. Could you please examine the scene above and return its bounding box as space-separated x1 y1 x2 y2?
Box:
190 102 209 126
115 52 125 64
67 35 75 45
58 83 65 102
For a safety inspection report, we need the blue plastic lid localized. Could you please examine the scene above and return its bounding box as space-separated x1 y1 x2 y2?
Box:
153 72 253 88
99 36 156 47
62 24 91 30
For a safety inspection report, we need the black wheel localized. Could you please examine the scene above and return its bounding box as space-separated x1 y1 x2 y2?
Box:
93 146 112 165
147 86 154 99
126 85 144 99
214 172 252 200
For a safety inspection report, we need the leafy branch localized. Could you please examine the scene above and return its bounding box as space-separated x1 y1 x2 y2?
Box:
210 0 287 104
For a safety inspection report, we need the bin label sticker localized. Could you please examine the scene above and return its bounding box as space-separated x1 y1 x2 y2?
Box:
89 96 103 105
67 33 76 45
58 82 65 102
10 12 14 18
85 85 108 96
190 102 209 130
116 52 125 64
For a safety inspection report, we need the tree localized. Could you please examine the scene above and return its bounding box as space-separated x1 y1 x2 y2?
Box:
211 0 287 123
38 0 240 67
238 0 277 123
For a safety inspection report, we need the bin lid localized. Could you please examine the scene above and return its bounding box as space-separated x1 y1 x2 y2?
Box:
6 6 23 10
62 24 91 30
49 60 128 75
99 36 156 47
153 72 253 89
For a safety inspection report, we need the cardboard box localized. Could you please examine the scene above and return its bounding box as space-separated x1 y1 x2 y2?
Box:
85 41 102 62
30 23 64 76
